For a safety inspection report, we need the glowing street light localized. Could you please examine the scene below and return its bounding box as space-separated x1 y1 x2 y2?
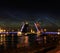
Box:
17 31 22 36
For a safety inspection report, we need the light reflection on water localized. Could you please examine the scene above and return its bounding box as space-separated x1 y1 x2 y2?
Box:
0 33 59 50
0 33 37 49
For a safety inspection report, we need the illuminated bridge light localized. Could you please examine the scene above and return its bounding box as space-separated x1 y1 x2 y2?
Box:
58 32 60 35
21 23 25 32
0 31 59 35
45 32 58 34
34 23 39 32
9 32 17 34
25 33 27 35
17 32 22 36
0 32 17 34
44 29 47 32
31 29 35 33
26 22 28 24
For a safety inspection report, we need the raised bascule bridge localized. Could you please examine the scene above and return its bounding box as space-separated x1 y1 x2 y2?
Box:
0 22 60 53
0 22 59 35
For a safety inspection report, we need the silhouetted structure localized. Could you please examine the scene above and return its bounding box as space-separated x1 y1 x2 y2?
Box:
21 22 29 33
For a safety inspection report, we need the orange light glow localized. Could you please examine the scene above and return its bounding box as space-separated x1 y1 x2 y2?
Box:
17 32 22 36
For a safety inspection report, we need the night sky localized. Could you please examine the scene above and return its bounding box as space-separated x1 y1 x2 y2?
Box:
0 0 60 27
